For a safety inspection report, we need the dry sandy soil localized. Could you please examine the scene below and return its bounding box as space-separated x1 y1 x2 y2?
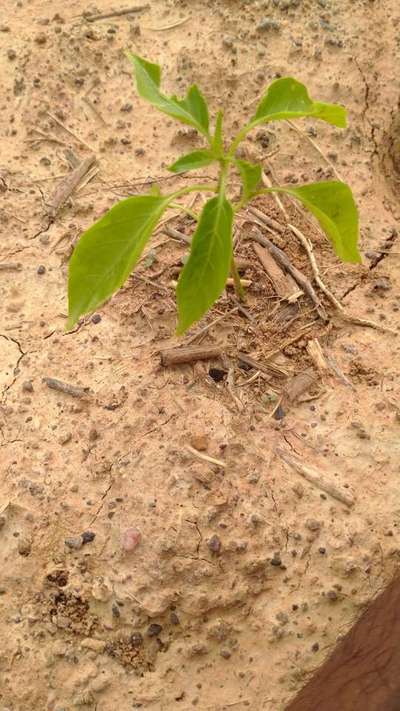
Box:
1 1 400 709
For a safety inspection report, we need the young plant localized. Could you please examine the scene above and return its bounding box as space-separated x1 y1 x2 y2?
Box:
67 55 360 334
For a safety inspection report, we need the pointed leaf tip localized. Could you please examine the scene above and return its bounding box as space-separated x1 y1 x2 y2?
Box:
252 77 347 128
269 180 360 263
127 53 210 137
177 195 233 333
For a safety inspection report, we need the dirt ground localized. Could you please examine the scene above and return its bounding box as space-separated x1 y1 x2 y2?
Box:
1 1 400 709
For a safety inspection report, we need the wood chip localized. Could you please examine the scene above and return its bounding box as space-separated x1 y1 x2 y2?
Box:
253 242 300 300
247 206 285 234
306 339 330 373
282 367 318 405
250 227 328 321
237 351 288 378
160 345 222 367
0 262 22 272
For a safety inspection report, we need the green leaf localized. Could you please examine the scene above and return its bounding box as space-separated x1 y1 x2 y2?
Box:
169 149 215 174
252 77 347 128
235 159 262 201
127 53 210 137
211 111 224 157
176 194 233 334
269 181 360 262
173 85 209 135
67 195 170 328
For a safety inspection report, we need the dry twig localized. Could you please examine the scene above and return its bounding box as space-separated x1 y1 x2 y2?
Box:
285 120 344 181
43 377 91 398
277 447 355 507
84 5 149 22
289 223 397 334
160 345 222 366
186 445 227 469
47 155 97 220
250 227 328 321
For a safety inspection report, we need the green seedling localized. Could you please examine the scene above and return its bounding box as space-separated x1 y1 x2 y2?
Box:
67 54 361 334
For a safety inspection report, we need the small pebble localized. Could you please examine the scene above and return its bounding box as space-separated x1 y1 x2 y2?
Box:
258 17 281 31
270 553 282 566
208 367 226 383
37 265 46 274
222 35 234 48
147 623 162 637
121 527 141 552
220 648 231 658
190 434 208 451
7 48 16 60
305 519 321 532
91 313 101 324
170 611 180 625
58 431 72 445
18 538 32 556
81 530 96 544
326 589 338 602
65 536 83 550
35 32 47 45
208 534 222 554
22 380 34 392
130 632 143 647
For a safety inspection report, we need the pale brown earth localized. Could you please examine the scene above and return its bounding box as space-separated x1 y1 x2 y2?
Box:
1 1 400 710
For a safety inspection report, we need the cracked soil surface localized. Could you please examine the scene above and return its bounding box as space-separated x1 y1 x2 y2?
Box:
1 1 400 710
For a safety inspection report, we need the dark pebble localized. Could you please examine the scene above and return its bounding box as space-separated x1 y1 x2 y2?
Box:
311 642 320 652
147 623 162 637
112 603 121 618
209 367 226 383
319 547 326 555
170 611 180 625
18 538 31 556
326 589 338 602
37 265 46 275
7 48 16 60
35 32 47 45
208 534 222 554
274 405 285 420
130 632 143 647
91 313 101 324
270 553 282 566
81 530 96 544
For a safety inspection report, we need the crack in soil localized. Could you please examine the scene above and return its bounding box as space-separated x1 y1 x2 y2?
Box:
0 333 26 401
354 58 379 157
89 476 114 526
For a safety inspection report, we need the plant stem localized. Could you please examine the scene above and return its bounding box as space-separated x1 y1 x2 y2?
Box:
230 256 246 301
169 183 218 201
170 202 199 221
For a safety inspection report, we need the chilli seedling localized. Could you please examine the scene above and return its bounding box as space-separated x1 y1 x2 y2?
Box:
67 54 360 334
